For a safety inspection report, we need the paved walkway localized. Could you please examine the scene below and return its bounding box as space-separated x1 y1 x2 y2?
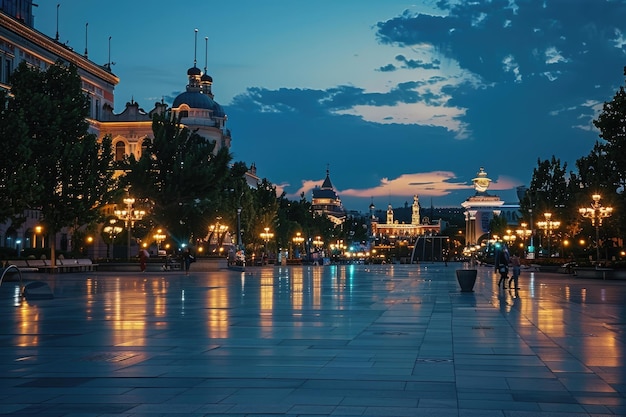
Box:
0 263 624 416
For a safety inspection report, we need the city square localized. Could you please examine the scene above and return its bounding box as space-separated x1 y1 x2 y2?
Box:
1 264 624 416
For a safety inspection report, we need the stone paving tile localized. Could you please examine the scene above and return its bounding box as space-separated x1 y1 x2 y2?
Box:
1 264 625 416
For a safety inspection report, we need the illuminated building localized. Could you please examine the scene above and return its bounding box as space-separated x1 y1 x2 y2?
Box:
461 167 520 246
0 4 259 256
311 169 346 226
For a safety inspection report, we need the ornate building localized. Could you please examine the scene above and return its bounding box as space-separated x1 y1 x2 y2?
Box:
0 3 258 256
461 167 520 246
372 195 441 239
311 169 346 226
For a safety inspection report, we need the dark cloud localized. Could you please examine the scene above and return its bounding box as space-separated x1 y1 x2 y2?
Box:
395 54 441 70
376 0 626 84
377 63 397 72
231 81 449 116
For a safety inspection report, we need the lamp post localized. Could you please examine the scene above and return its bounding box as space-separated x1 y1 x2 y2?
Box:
516 222 532 257
502 229 516 247
103 218 123 260
537 212 560 258
34 225 42 249
153 229 166 255
260 227 274 263
236 207 242 248
292 232 304 259
114 197 146 260
208 218 228 254
579 194 613 263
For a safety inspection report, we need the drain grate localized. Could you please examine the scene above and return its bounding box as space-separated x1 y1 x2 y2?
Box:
472 326 493 330
416 358 453 363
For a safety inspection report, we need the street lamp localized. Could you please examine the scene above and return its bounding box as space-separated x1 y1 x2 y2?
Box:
114 197 146 260
207 219 228 254
103 218 123 260
579 194 613 263
236 207 242 248
260 227 274 263
34 225 42 249
292 232 304 259
502 229 516 246
260 227 274 250
515 222 532 257
537 212 560 257
153 229 166 255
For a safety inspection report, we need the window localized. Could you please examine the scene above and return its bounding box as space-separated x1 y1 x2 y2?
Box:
114 141 125 161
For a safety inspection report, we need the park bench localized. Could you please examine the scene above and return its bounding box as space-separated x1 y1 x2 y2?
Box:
6 260 38 272
26 259 55 273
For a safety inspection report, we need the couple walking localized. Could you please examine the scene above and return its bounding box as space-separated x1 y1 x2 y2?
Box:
495 246 521 289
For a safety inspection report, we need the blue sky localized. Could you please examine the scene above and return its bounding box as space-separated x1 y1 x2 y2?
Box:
36 0 626 212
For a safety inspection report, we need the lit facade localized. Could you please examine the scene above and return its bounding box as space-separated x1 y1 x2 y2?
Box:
311 169 346 226
0 4 258 257
461 167 519 245
372 195 441 239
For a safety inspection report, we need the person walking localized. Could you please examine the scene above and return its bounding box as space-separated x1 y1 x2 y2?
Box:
182 247 194 275
508 253 521 289
139 248 149 272
495 245 510 289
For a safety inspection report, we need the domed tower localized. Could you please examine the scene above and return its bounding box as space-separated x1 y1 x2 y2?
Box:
171 30 229 153
311 168 346 226
200 36 214 99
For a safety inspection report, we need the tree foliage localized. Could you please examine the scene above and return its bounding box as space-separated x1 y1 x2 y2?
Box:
2 61 115 260
121 112 232 246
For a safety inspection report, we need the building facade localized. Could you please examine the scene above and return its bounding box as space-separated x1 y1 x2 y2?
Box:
311 169 346 226
0 2 257 257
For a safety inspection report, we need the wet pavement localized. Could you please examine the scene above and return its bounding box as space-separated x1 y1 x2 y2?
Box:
0 263 624 416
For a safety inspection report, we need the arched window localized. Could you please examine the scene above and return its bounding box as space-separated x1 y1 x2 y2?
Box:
114 141 125 161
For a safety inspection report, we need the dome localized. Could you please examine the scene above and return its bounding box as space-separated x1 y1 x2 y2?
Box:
172 91 225 117
201 73 213 82
187 66 202 76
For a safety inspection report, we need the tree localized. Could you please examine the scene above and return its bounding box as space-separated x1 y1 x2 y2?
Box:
592 67 626 239
4 61 114 263
593 67 626 193
121 111 232 247
528 156 569 219
0 90 39 227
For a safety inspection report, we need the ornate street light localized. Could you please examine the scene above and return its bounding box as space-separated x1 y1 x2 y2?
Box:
579 194 613 263
260 227 274 249
103 218 123 260
292 232 304 258
114 197 146 260
536 212 560 257
207 218 228 254
502 229 516 246
516 222 532 257
153 229 166 254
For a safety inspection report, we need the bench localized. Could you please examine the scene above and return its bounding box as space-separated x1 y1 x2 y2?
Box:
76 258 98 271
6 260 38 272
26 259 55 272
24 259 97 273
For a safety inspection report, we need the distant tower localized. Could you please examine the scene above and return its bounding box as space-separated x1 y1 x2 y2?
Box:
386 204 394 225
472 167 492 193
411 195 420 225
311 168 346 226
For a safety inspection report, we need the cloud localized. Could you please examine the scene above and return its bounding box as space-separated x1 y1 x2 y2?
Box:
375 0 626 84
289 171 471 200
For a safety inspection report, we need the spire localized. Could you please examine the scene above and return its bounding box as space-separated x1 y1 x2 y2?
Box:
201 35 214 98
321 166 333 189
84 22 88 58
193 28 198 68
186 29 201 92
